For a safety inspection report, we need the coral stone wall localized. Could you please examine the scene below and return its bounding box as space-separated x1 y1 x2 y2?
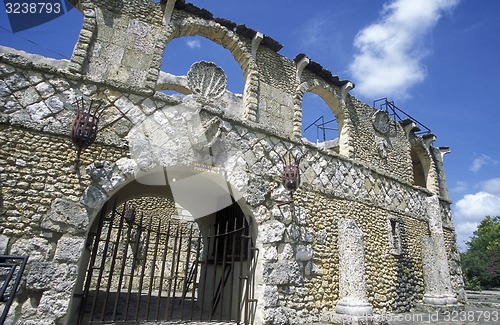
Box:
263 190 429 321
0 126 128 324
0 125 127 236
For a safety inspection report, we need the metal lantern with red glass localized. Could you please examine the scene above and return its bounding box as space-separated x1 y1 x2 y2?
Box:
70 98 105 173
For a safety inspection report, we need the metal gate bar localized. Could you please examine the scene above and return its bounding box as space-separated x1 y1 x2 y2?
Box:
179 223 193 319
155 220 171 320
99 206 125 321
111 206 134 320
90 201 119 322
77 200 109 324
145 219 161 319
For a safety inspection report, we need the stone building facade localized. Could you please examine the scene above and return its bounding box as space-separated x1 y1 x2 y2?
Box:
0 0 465 324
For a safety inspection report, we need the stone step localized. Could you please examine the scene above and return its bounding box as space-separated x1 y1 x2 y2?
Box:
466 290 500 308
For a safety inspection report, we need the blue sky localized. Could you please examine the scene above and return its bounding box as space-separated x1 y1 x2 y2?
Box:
1 0 499 251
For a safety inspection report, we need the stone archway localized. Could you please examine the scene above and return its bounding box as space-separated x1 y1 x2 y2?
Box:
71 167 257 324
42 150 262 322
292 79 352 156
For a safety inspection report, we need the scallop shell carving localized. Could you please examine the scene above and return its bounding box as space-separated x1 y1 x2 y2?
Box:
187 61 227 99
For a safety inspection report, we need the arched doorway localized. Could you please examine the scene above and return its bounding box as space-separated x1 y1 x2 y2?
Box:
73 173 255 324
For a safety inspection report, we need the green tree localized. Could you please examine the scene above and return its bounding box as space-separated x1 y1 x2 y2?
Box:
460 216 500 289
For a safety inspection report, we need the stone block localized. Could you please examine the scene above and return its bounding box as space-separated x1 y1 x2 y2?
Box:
4 73 30 90
87 161 126 193
26 262 77 292
25 102 51 121
253 205 270 224
44 96 64 114
264 306 295 325
245 175 268 207
0 80 11 96
10 237 52 262
263 285 279 307
257 220 285 244
295 244 313 261
262 246 278 261
81 185 107 211
263 261 302 285
54 236 85 264
127 19 150 38
37 290 72 319
277 243 294 260
15 86 40 107
42 199 89 235
299 226 315 243
286 224 300 242
26 262 56 291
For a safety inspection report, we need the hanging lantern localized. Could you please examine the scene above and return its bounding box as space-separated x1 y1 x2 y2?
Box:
280 152 301 203
282 161 300 192
124 206 136 226
70 98 105 173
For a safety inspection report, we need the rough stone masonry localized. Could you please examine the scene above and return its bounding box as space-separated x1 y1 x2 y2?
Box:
0 0 466 324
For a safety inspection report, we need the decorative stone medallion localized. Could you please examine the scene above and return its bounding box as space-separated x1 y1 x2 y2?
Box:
187 61 227 99
372 110 391 134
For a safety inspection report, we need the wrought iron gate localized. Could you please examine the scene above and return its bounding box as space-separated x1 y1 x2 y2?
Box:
77 199 255 324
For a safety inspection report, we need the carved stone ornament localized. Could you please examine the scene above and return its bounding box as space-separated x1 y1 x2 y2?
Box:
187 61 227 99
372 110 391 134
376 137 388 158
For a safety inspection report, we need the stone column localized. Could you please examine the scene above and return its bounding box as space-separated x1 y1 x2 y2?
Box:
421 196 457 305
335 219 373 316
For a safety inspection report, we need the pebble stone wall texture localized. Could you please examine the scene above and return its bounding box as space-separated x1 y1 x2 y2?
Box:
0 0 465 324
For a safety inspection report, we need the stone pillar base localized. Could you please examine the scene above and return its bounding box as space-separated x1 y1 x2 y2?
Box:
335 299 373 316
423 294 458 305
322 312 387 325
418 294 462 314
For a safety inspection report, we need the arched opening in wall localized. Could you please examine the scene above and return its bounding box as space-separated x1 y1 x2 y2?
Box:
410 146 428 188
157 35 245 98
72 175 255 324
301 91 340 153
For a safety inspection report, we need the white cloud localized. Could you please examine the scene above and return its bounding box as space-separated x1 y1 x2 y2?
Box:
453 188 500 251
454 191 500 221
450 180 468 193
454 221 480 251
186 39 201 49
480 177 500 194
349 0 459 99
470 154 498 173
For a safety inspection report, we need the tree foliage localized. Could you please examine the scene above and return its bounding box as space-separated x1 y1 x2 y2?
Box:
460 216 500 289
